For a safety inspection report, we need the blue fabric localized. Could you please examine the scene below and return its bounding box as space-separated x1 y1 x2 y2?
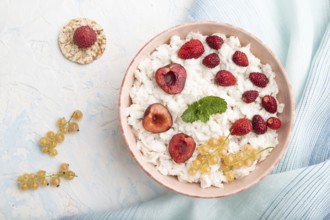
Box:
64 0 330 219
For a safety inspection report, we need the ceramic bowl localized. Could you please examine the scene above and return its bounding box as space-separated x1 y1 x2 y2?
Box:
119 21 294 198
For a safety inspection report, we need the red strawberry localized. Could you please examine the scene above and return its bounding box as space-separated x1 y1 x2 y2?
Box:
232 51 249 66
249 72 269 88
178 39 204 59
242 90 259 103
252 115 267 134
230 118 252 136
169 133 196 163
267 117 282 129
202 53 220 68
262 95 277 113
206 35 224 50
73 26 97 48
215 70 237 86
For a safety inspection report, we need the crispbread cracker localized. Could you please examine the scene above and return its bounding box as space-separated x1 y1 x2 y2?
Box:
58 18 106 64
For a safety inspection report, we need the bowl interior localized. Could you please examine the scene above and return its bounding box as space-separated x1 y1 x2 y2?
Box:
119 21 294 198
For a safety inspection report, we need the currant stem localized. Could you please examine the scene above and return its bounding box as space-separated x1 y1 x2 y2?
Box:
209 132 230 156
57 112 76 135
195 133 231 170
231 146 274 166
66 112 75 126
257 146 274 154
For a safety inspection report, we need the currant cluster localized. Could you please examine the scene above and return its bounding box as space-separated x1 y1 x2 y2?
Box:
188 135 229 176
188 134 273 183
17 163 76 190
39 110 83 156
220 144 262 182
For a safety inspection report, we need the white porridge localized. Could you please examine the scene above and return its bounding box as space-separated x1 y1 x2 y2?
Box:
126 32 284 188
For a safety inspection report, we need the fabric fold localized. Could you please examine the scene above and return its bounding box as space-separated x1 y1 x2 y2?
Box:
64 161 330 220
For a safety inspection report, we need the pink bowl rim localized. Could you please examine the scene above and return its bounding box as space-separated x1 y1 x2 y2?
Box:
118 20 295 198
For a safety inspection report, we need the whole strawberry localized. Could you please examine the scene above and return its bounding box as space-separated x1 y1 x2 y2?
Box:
73 26 97 48
230 118 252 136
232 51 249 67
249 72 269 88
202 53 220 68
252 115 267 134
267 117 282 129
178 39 204 59
206 35 224 50
215 70 236 86
242 90 259 103
262 95 277 113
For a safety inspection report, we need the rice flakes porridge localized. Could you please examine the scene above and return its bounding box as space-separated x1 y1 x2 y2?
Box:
126 32 284 188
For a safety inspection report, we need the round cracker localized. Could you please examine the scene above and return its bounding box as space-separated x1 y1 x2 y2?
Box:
58 18 106 64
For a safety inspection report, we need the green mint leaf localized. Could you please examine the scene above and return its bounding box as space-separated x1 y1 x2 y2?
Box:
200 96 227 115
181 96 227 123
198 111 210 123
181 102 199 123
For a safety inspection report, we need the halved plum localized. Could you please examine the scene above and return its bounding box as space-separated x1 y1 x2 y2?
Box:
155 63 187 94
169 133 196 163
142 103 173 133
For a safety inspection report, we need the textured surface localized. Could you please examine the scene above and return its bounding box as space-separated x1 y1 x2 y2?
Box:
0 0 192 219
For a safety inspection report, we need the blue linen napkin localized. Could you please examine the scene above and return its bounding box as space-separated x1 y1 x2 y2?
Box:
64 0 330 219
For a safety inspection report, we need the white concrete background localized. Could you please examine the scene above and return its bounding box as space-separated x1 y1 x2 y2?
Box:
0 0 193 218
